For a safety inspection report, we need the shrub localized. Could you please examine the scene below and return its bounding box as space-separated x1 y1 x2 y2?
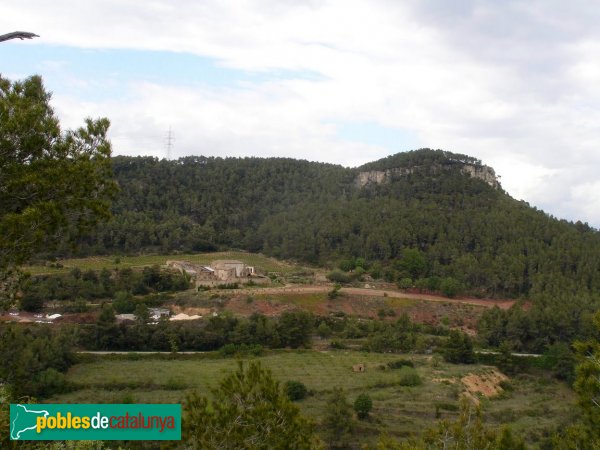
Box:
36 368 70 397
20 292 44 312
317 321 332 338
330 340 346 349
219 343 237 356
326 270 351 284
353 393 373 419
387 359 414 369
285 380 308 401
397 277 413 289
113 290 135 314
440 277 461 298
398 367 422 386
328 284 342 300
443 330 475 364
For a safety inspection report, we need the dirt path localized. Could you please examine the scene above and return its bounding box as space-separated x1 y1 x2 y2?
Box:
238 285 515 310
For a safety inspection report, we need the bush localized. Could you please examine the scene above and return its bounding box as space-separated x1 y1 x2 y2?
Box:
398 367 422 386
353 393 373 419
328 284 342 300
219 343 237 356
330 340 346 349
285 380 308 401
387 359 414 369
440 277 461 298
326 270 351 284
397 277 413 289
113 290 135 313
317 321 332 338
443 330 475 364
36 368 70 397
20 293 44 312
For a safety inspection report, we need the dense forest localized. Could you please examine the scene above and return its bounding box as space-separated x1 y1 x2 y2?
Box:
51 149 600 302
45 148 600 353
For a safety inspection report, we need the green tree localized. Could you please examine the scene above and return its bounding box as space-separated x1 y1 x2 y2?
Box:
423 399 524 450
113 290 135 313
397 277 413 290
443 330 475 364
278 311 314 348
440 277 461 298
396 248 428 280
317 321 332 338
353 393 373 420
0 325 75 400
182 361 320 449
551 311 600 448
542 341 576 382
95 303 119 350
0 75 116 311
322 387 354 448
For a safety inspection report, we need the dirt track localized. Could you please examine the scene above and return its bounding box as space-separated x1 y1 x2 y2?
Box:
238 285 515 310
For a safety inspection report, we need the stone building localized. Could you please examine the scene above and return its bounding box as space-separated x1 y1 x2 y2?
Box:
165 259 267 287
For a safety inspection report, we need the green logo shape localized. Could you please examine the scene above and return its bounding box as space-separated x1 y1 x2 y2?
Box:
10 404 181 441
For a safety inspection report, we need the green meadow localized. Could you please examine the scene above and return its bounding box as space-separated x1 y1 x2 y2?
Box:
25 251 311 276
50 350 575 446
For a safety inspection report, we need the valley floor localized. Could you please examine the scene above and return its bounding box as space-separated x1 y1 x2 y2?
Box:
50 350 574 447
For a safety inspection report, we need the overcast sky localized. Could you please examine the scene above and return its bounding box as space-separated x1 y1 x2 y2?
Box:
2 1 600 226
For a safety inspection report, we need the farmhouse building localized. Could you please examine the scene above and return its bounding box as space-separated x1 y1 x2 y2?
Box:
165 259 268 287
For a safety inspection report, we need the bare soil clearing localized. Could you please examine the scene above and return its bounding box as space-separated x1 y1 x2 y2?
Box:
238 284 515 309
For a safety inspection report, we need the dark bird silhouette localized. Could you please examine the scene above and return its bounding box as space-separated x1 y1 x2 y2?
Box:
0 31 39 43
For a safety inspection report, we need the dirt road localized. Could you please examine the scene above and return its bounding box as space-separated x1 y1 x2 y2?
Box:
238 285 515 310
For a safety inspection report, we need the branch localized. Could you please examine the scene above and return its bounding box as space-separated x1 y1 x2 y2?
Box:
0 32 39 43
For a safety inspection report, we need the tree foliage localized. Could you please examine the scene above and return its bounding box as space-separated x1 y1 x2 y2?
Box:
0 75 116 310
0 324 75 400
353 393 373 420
182 361 320 449
285 380 308 401
50 149 600 311
443 330 475 364
322 387 354 448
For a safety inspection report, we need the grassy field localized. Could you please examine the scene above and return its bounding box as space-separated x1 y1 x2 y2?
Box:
24 251 312 276
50 350 575 446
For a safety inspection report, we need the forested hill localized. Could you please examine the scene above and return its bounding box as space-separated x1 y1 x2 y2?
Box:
59 148 600 300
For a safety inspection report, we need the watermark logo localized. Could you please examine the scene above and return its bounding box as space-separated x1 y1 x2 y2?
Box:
10 404 181 441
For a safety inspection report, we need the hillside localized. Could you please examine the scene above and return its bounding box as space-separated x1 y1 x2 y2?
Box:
49 149 600 304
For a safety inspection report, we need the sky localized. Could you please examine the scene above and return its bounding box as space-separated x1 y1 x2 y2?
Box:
2 1 600 226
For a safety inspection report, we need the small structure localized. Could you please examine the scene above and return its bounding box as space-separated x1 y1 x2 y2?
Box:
149 308 170 321
166 260 214 279
211 260 254 280
352 364 366 373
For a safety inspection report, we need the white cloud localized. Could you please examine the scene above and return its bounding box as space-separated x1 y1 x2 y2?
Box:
3 0 600 225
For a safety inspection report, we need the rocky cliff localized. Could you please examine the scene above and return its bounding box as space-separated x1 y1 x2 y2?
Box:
356 163 500 189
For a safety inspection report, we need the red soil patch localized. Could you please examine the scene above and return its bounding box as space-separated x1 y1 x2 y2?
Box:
462 369 508 400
